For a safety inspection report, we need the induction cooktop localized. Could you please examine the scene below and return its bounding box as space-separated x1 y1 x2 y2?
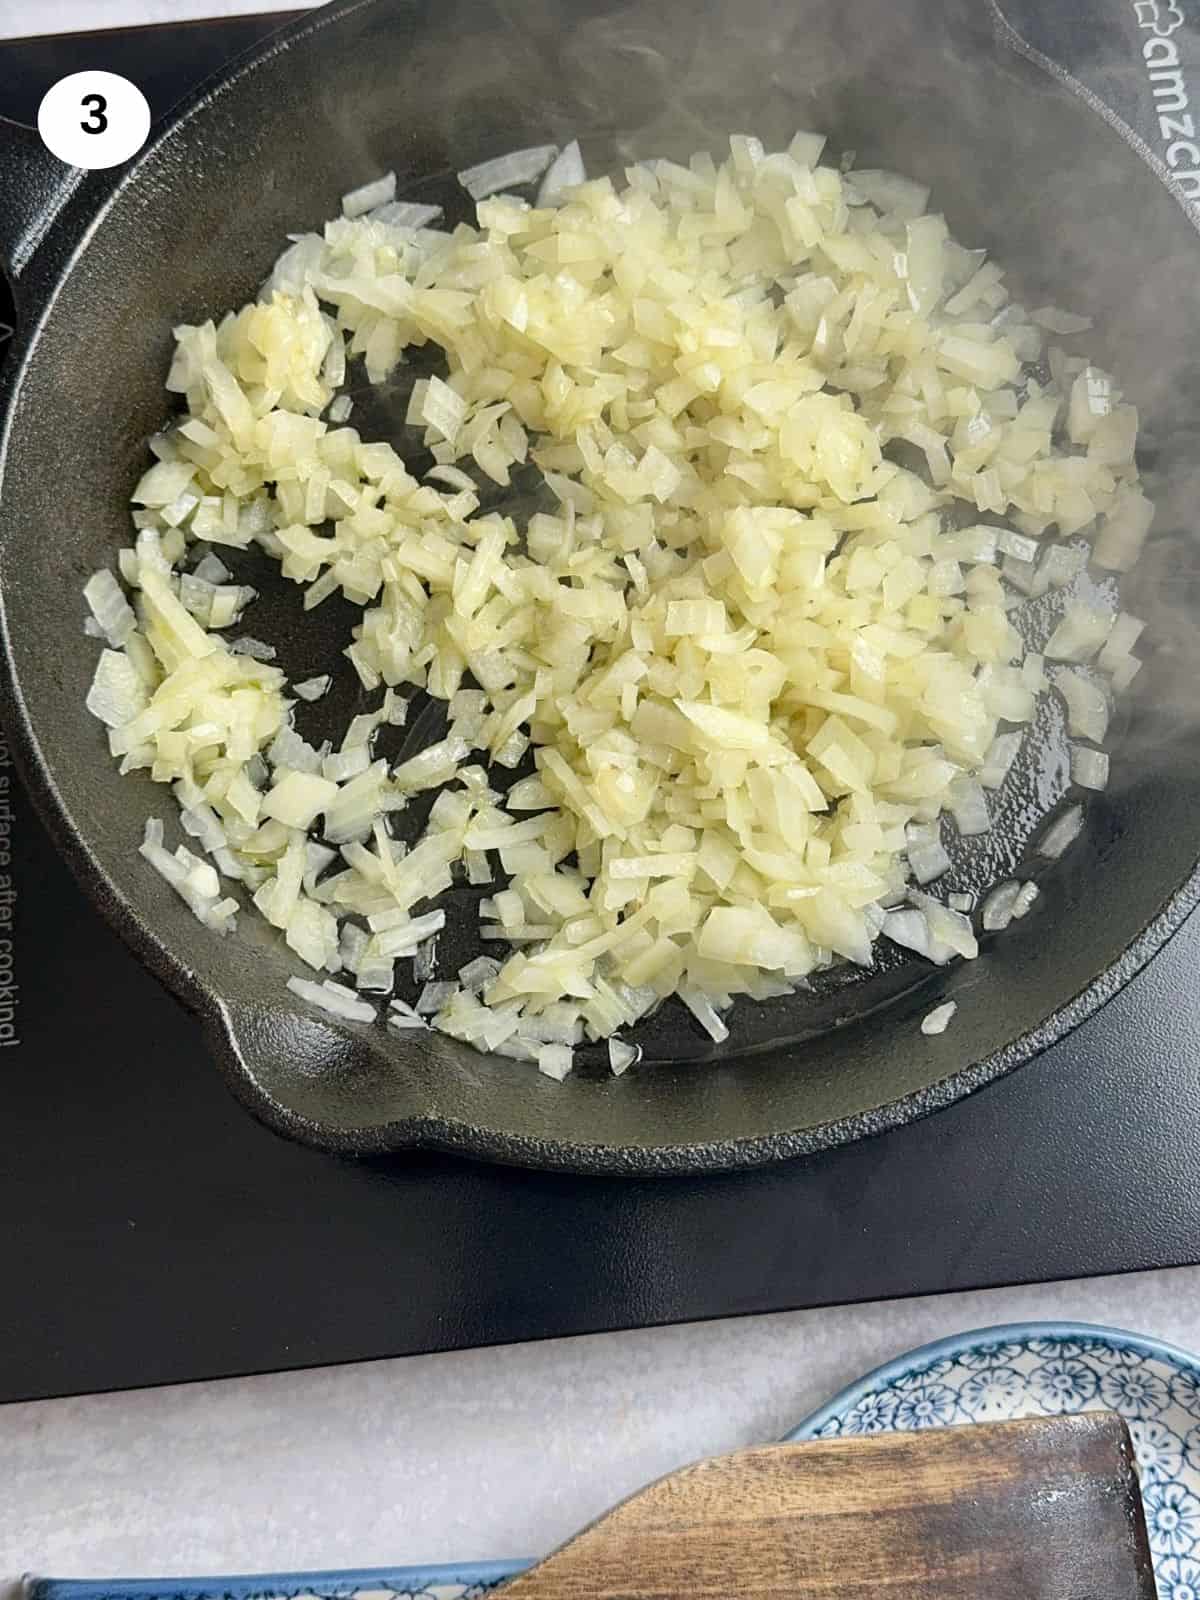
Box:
2 4 1199 1407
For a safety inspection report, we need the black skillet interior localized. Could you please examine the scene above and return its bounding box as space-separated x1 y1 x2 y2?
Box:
1 0 1200 1172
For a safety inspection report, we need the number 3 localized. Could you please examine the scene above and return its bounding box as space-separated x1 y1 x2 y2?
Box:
80 93 108 135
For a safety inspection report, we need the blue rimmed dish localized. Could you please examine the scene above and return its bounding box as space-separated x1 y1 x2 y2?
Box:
24 1561 530 1600
788 1320 1200 1597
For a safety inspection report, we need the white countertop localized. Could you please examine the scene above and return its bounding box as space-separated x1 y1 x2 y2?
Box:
2 2 1197 1591
5 1264 1200 1587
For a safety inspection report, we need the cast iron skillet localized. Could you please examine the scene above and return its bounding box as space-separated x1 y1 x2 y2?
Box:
2 0 1199 1174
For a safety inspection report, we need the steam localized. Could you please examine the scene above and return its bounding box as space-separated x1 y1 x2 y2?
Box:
308 0 1200 833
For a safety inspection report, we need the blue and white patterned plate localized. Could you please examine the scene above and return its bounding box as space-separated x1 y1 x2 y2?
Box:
28 1321 1200 1600
787 1321 1200 1600
25 1562 531 1600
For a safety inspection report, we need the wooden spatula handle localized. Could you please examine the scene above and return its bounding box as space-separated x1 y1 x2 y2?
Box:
502 1413 1153 1599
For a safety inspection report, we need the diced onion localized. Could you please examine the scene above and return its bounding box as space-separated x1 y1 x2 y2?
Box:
263 770 337 829
537 139 586 206
1011 881 1040 919
458 955 502 993
84 569 137 647
910 892 978 960
883 909 933 959
288 975 377 1022
407 375 468 444
341 172 396 218
1035 545 1087 596
1095 487 1154 572
458 145 558 200
982 879 1021 931
678 985 730 1044
269 725 324 776
608 1037 639 1076
1045 603 1114 664
920 1000 957 1036
847 168 930 219
322 746 372 784
1055 668 1109 744
908 839 951 885
369 200 443 229
1071 746 1110 791
979 732 1022 790
536 1042 573 1081
230 635 277 661
947 776 989 837
416 980 457 1014
1031 305 1093 334
139 817 238 933
1098 612 1145 673
87 649 148 728
86 127 1151 1074
387 996 427 1029
1038 804 1084 860
995 528 1038 564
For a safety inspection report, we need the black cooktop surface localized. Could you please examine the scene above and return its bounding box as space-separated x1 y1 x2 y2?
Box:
2 9 1199 1407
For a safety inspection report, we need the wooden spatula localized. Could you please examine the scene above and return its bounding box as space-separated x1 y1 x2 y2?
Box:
501 1413 1154 1599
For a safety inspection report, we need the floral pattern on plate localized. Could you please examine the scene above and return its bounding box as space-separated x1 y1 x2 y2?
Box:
788 1321 1200 1599
27 1564 527 1600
